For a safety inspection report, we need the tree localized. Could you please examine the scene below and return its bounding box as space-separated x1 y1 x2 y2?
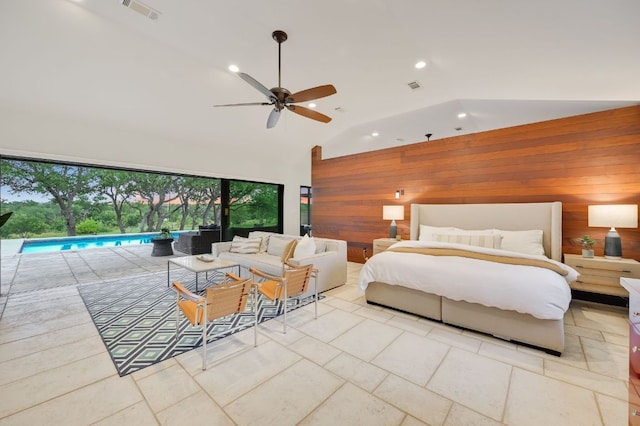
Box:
130 173 179 232
93 169 135 233
0 160 94 236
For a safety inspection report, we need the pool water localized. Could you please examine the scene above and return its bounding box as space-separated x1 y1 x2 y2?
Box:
20 232 181 254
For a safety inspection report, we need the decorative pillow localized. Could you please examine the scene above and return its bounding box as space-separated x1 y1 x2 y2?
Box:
267 235 297 257
432 232 501 249
419 225 458 241
280 239 298 263
495 229 545 256
229 236 261 254
247 231 271 252
294 234 316 258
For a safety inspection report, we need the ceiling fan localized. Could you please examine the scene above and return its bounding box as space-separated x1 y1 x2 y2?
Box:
214 30 337 129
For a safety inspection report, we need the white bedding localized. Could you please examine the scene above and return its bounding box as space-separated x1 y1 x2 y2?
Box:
359 240 577 320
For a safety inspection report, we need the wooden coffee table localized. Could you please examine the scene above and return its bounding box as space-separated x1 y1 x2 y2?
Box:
167 256 240 292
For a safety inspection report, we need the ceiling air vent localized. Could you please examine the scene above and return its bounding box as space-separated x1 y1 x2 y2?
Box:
121 0 161 21
407 81 421 90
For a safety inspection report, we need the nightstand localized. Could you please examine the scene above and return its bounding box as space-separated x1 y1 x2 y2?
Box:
564 253 640 297
373 238 399 255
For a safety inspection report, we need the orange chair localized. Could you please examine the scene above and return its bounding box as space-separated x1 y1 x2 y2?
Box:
251 262 318 334
173 273 256 371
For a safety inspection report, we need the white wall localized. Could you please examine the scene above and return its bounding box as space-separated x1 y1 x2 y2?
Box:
0 1 313 236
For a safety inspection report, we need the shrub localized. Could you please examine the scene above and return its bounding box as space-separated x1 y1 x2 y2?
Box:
76 219 102 235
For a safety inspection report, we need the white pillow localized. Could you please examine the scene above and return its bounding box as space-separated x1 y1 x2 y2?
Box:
419 225 458 241
267 235 297 257
229 236 261 254
314 239 327 254
294 234 316 258
432 232 501 249
495 229 545 256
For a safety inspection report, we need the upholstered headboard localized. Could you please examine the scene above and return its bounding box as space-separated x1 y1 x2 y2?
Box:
409 202 563 261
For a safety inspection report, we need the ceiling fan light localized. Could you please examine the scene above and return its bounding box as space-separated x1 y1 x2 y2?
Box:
308 103 317 108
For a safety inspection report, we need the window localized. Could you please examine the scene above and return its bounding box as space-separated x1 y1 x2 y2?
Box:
300 186 311 236
0 156 283 242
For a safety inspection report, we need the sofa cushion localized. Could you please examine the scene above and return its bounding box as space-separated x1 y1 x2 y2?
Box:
294 234 316 258
281 239 298 263
267 235 297 257
247 231 272 253
229 236 261 254
219 252 284 277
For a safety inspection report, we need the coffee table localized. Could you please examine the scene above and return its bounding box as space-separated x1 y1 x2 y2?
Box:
167 256 241 292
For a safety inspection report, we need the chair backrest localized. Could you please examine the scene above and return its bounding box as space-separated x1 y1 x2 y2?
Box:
204 278 251 321
282 263 314 298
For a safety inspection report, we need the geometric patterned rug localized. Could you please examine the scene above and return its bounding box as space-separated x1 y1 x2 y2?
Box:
78 270 318 376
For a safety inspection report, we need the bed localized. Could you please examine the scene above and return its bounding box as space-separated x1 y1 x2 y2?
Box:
359 202 576 355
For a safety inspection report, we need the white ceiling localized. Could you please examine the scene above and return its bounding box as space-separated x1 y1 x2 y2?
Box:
1 0 638 160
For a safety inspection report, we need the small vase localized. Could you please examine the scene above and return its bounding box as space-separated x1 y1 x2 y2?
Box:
582 249 594 258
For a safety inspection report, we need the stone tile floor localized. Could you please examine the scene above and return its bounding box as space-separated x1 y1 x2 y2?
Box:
0 246 631 425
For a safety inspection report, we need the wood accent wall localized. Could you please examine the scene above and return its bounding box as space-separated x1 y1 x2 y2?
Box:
311 105 640 263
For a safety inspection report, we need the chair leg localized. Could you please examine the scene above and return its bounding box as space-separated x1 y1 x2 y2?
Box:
253 287 258 347
201 305 207 371
283 281 288 334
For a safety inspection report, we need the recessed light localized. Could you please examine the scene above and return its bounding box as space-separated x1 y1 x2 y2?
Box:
228 65 239 73
308 103 317 108
415 61 427 69
372 132 379 137
457 112 467 118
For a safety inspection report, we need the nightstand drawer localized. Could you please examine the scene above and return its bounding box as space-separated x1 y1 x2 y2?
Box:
564 254 640 297
373 238 398 255
568 257 640 274
575 270 636 287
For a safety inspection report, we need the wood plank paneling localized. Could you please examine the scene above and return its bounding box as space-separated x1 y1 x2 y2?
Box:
312 106 640 263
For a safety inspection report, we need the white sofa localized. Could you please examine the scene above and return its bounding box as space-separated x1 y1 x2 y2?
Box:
211 231 347 297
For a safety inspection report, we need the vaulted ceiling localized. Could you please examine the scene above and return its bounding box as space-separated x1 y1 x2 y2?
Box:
1 0 638 160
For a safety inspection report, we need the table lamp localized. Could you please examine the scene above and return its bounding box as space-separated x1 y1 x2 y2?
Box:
383 205 404 239
588 204 638 259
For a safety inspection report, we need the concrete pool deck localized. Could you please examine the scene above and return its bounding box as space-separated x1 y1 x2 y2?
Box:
0 243 186 317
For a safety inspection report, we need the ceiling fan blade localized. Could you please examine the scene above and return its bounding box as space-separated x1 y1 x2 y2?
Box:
267 108 281 129
287 85 337 103
213 102 272 107
237 72 276 101
286 105 332 123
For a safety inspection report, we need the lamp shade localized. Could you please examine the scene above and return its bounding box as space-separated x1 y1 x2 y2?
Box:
588 205 638 229
383 205 404 221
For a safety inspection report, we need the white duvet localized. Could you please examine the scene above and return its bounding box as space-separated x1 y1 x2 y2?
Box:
359 240 577 320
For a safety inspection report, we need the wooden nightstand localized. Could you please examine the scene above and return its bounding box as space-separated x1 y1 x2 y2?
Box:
564 253 640 297
373 238 399 255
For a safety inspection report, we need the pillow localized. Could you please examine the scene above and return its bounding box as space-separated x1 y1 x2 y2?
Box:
294 234 316 258
418 225 458 241
495 229 545 256
267 235 297 257
229 236 261 254
314 239 327 254
280 239 298 263
432 232 501 249
247 231 271 252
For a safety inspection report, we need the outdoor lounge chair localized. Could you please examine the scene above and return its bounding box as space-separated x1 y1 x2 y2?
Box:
250 262 318 334
172 272 256 370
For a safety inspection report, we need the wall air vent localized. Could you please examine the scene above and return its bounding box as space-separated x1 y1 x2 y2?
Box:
121 0 161 21
407 81 421 90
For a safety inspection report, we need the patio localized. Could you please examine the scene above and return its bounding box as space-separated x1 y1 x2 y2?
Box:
0 244 186 316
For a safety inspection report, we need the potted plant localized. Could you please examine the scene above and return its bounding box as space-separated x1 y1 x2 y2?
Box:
160 227 171 239
580 235 595 258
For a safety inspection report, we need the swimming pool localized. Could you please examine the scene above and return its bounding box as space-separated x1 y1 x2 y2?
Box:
19 232 182 254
